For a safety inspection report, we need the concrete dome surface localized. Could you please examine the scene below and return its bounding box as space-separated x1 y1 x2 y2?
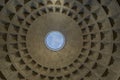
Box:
0 0 120 80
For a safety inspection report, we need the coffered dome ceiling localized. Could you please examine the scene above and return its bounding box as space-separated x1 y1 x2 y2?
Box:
0 0 120 80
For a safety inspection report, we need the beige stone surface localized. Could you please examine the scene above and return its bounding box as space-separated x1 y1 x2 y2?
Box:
0 0 120 80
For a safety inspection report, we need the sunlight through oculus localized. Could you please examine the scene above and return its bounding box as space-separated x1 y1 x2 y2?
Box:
45 31 65 51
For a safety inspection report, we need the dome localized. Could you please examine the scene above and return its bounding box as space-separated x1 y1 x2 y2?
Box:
0 0 120 80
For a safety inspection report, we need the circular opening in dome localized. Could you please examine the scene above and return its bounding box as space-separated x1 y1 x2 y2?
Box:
45 31 65 51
